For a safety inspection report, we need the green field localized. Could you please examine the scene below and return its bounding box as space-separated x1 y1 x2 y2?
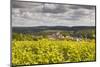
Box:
12 39 96 66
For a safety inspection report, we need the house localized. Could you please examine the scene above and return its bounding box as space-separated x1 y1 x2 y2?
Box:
47 32 65 40
65 36 82 41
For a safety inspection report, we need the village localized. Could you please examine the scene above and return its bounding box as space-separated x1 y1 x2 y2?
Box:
31 31 83 41
47 32 82 41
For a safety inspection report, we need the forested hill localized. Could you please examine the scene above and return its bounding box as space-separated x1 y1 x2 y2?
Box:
12 26 96 33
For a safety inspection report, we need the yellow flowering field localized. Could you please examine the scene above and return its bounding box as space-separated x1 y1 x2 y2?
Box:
12 39 96 66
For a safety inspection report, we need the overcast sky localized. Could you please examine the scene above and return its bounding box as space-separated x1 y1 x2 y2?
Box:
12 0 96 27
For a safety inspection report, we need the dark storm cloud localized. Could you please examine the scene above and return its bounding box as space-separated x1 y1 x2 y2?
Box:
12 1 23 8
12 0 25 8
69 5 95 10
12 1 42 8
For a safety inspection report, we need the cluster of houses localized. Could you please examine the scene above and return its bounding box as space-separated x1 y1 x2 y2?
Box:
47 32 82 41
31 32 83 41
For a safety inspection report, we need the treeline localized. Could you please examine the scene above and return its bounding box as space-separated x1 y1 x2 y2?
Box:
12 29 95 41
61 30 95 39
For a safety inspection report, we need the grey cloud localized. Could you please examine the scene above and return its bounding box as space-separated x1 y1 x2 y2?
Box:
12 1 68 14
62 8 95 21
68 10 88 20
47 8 90 21
12 1 95 15
12 1 96 27
42 4 67 14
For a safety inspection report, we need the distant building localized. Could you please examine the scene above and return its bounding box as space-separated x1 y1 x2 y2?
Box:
66 36 82 41
48 32 64 40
